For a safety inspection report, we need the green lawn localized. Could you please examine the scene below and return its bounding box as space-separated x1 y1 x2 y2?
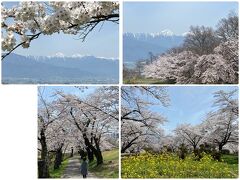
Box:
89 149 119 178
123 77 171 84
49 158 69 178
222 154 238 164
123 77 162 84
221 154 238 176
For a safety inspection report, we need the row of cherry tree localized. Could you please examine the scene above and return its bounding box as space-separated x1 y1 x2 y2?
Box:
121 87 238 156
38 86 119 178
1 1 119 60
143 12 238 84
174 89 238 154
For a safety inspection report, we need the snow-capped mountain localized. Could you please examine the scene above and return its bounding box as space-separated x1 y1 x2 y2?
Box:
28 52 117 61
2 53 119 84
124 29 175 39
160 29 175 36
123 30 185 62
52 52 65 58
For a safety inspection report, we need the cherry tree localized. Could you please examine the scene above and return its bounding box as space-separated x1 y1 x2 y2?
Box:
192 55 236 84
160 135 176 152
214 39 239 75
1 1 119 60
201 89 238 152
38 87 69 178
55 86 119 165
143 12 238 84
183 26 220 55
121 86 169 153
121 116 165 153
143 51 198 83
213 89 238 116
38 86 119 178
46 118 75 170
175 124 205 151
191 39 238 84
143 39 238 84
216 12 239 42
203 111 238 152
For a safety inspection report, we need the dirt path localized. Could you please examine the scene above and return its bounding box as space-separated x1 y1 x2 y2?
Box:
61 156 97 179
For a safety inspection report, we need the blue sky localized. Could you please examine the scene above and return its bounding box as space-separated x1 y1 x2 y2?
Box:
3 2 119 58
38 86 238 136
150 86 238 135
124 1 238 34
38 86 97 103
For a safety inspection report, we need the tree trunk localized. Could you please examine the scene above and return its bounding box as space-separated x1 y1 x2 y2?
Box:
94 137 103 165
95 150 103 165
70 147 74 157
70 110 103 165
78 148 87 159
218 144 223 152
54 147 63 170
121 136 139 153
83 135 103 165
193 145 197 151
121 143 132 153
39 129 50 178
86 147 94 162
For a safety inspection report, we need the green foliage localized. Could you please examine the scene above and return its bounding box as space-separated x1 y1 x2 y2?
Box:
49 158 69 178
122 153 238 178
89 149 119 178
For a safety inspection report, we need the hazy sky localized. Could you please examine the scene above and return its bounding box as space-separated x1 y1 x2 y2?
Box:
124 1 238 35
149 86 238 135
3 2 119 58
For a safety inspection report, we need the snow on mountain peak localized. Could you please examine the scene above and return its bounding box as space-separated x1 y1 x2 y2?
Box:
54 52 65 57
72 54 84 58
124 30 181 39
160 29 174 36
47 52 65 58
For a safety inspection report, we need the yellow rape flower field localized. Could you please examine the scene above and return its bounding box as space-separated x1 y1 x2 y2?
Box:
121 153 238 178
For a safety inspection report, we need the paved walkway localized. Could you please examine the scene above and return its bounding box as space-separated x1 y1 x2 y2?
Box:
61 156 96 179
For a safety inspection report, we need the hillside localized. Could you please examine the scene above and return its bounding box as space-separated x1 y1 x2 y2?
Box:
2 53 119 84
123 31 184 62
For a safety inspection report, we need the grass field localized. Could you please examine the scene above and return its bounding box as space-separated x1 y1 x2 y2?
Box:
89 149 119 178
49 158 69 178
123 77 166 84
122 153 238 178
221 154 238 176
222 154 238 164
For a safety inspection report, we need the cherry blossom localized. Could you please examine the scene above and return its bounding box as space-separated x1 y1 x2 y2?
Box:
143 39 238 84
121 86 169 153
1 1 119 60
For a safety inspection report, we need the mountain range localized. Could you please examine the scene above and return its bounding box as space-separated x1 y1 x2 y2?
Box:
123 30 185 63
2 53 119 84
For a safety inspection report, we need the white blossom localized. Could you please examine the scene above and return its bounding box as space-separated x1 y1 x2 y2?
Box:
143 39 238 84
1 1 119 58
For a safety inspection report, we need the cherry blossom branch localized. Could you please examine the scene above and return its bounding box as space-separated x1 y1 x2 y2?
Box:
2 2 119 60
2 14 119 61
2 32 42 60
